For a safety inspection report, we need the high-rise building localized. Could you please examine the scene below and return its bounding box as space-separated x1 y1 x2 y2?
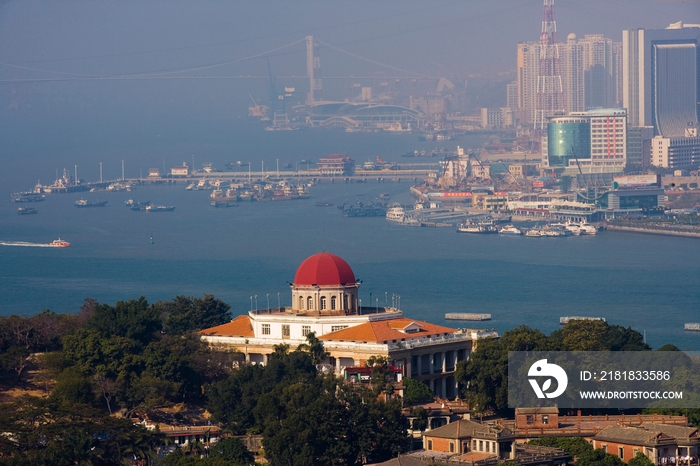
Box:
546 109 627 174
622 22 700 137
559 33 585 114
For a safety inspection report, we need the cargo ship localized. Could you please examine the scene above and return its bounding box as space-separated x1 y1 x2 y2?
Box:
145 205 176 212
11 192 45 202
17 207 38 215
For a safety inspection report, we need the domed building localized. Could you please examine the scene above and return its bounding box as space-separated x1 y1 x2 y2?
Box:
200 252 497 399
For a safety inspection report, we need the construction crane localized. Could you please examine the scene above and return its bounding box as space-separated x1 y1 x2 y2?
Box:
569 145 583 175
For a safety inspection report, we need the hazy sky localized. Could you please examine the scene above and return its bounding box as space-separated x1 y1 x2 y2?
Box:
0 0 697 117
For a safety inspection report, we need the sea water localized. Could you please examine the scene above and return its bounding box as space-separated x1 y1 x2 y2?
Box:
1 120 699 350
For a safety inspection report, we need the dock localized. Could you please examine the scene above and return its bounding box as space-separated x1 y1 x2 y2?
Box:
445 313 491 321
560 316 606 325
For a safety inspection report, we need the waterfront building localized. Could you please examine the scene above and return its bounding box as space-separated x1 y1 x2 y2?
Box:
170 164 189 177
302 101 424 130
199 252 497 399
622 22 700 136
650 135 700 169
317 154 355 176
546 109 627 174
480 108 514 129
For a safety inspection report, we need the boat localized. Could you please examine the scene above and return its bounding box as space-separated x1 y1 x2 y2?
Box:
684 323 700 331
11 192 45 202
75 199 108 208
124 199 150 207
457 221 498 234
524 227 546 237
445 313 491 321
386 205 407 223
384 122 412 133
145 205 176 212
48 238 70 248
577 221 598 235
316 202 334 207
560 316 606 325
498 225 522 235
17 207 38 215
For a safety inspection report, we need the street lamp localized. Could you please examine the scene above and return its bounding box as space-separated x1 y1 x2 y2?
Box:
277 292 281 310
254 295 258 311
266 293 270 310
250 296 253 311
385 292 388 304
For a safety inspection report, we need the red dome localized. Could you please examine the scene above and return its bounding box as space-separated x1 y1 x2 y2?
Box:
294 253 356 286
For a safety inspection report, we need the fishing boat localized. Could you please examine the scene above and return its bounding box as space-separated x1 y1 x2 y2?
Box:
17 207 38 215
48 238 70 248
457 221 498 234
524 227 546 237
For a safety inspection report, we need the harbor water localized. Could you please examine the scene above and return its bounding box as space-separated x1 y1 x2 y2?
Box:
1 119 699 350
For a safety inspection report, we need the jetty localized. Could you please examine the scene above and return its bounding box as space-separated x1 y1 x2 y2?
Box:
560 316 606 325
445 313 491 321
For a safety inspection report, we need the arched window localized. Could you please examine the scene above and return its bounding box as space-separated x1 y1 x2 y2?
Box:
307 296 313 310
320 296 327 310
299 296 304 310
343 295 348 310
331 296 337 310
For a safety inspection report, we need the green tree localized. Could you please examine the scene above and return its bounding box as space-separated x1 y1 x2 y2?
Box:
575 448 625 466
403 377 434 405
628 452 655 466
87 297 161 345
159 294 232 335
296 332 328 365
209 437 255 464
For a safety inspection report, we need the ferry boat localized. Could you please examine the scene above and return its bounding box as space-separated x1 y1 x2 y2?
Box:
457 221 497 234
445 313 491 321
684 323 700 332
498 225 522 235
578 221 597 235
48 238 70 248
17 207 38 215
75 199 108 208
524 227 546 237
11 192 45 202
560 316 606 325
386 205 407 222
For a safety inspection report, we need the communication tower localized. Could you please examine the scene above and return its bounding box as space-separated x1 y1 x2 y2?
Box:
535 0 564 130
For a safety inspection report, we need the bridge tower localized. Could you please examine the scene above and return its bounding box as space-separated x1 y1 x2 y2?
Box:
535 0 564 130
306 35 322 104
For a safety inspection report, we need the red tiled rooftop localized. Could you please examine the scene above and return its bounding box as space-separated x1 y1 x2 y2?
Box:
198 315 254 337
320 317 458 343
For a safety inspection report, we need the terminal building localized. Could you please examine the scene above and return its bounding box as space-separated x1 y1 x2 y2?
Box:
199 252 497 399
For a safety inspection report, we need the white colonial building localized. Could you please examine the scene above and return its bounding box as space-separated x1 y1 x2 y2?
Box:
199 252 497 399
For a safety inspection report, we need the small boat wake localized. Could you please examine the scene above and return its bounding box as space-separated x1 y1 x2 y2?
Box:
0 241 54 247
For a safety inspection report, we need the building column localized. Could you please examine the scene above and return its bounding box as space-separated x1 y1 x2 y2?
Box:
335 357 342 375
441 352 446 373
416 355 422 376
404 358 412 378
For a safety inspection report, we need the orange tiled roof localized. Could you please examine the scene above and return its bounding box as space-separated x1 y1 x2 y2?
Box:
198 315 254 337
319 317 457 343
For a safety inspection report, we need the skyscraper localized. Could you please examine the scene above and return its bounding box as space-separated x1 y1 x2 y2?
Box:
622 22 700 137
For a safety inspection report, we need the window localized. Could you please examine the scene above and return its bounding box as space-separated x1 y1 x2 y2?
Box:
479 441 483 451
282 324 290 338
320 296 327 310
262 324 270 335
449 442 454 453
427 440 432 451
526 415 534 425
299 296 304 309
343 295 348 309
302 325 311 337
331 296 337 310
331 325 348 332
473 440 477 451
485 441 490 452
602 445 607 453
307 297 313 310
542 415 549 425
619 447 624 459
